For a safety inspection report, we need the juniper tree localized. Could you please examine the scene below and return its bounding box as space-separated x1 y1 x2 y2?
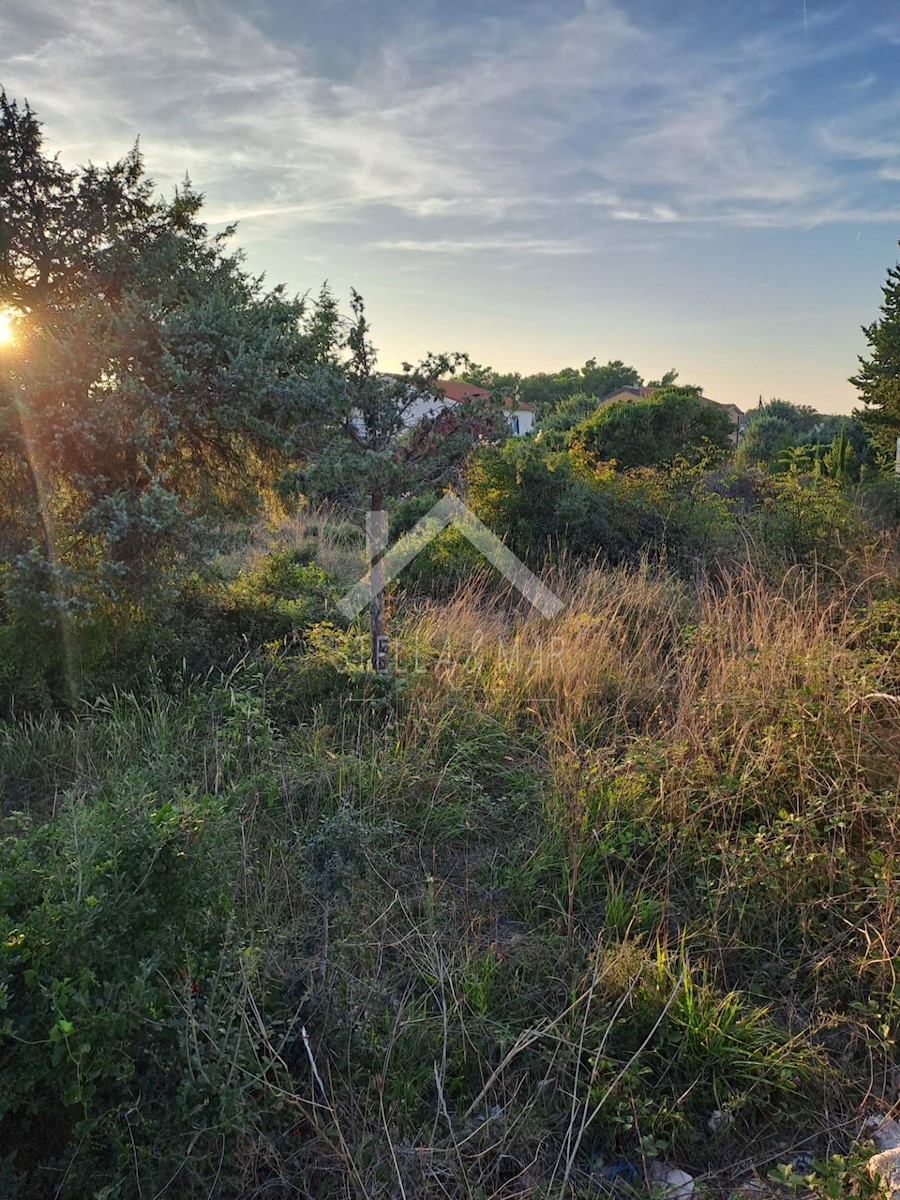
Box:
0 91 314 606
569 388 733 470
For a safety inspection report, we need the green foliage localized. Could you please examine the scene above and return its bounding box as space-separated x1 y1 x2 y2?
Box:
463 434 874 579
0 781 244 1194
746 471 866 567
0 91 316 614
739 412 796 466
293 288 504 511
466 438 715 568
460 357 642 414
225 549 342 640
0 544 346 714
0 549 898 1194
851 242 900 454
768 1151 883 1198
538 389 611 435
858 472 900 532
739 399 876 480
396 526 490 597
571 390 734 470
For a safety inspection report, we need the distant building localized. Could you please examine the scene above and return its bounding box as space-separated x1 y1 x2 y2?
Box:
431 380 536 436
599 385 743 443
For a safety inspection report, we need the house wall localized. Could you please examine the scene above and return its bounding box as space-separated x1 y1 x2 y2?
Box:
509 409 535 435
401 393 454 426
395 389 533 437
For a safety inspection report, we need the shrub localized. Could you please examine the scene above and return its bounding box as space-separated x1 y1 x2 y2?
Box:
0 548 347 714
746 472 867 569
465 441 738 569
0 785 245 1196
570 390 734 469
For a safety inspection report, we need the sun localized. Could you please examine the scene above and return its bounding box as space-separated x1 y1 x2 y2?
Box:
0 310 15 346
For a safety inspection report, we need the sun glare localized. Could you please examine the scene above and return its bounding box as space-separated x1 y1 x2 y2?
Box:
0 310 15 346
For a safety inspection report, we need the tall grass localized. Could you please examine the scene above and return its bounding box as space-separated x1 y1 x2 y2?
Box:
2 556 898 1198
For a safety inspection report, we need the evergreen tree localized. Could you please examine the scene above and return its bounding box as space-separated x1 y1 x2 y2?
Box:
570 389 733 470
851 246 900 456
0 90 314 603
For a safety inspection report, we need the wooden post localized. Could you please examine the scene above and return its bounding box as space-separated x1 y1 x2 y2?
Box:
368 498 388 674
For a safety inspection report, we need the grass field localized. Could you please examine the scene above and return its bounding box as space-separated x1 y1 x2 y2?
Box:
3 525 899 1197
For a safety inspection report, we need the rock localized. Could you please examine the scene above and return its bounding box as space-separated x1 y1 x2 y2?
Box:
864 1115 900 1152
789 1151 813 1175
868 1147 900 1197
708 1108 729 1133
863 1116 900 1198
647 1161 695 1197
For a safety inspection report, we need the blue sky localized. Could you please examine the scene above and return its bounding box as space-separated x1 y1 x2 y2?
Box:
3 0 900 413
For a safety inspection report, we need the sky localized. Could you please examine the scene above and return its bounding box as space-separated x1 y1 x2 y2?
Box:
3 0 900 414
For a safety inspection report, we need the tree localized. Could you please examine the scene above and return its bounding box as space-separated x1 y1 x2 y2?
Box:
539 391 606 436
647 368 680 389
570 390 733 470
738 398 820 470
462 358 643 417
0 92 159 313
737 398 875 476
851 246 900 456
457 361 499 389
0 91 314 609
737 414 795 467
579 358 642 399
295 288 507 672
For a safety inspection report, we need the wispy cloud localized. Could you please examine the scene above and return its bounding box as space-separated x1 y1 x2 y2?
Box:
2 0 898 246
374 237 584 256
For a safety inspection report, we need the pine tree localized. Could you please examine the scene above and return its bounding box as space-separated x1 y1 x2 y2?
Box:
851 248 900 456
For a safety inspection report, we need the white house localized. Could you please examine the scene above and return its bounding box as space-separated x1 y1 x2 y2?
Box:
431 380 536 436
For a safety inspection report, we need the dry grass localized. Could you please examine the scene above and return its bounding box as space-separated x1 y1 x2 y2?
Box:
5 553 899 1198
212 505 366 584
405 561 898 788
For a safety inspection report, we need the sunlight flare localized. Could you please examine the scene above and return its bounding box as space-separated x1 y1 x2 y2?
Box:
0 309 16 346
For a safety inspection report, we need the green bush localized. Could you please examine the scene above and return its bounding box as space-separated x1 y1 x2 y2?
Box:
746 472 867 569
464 440 877 578
0 548 347 714
570 389 734 469
465 440 738 569
0 786 244 1196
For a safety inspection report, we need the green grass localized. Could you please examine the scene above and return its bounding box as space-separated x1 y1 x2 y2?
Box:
1 550 898 1198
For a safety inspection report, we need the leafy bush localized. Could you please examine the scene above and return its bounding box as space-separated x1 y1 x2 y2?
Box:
0 785 244 1195
570 389 734 469
745 472 867 569
0 547 346 715
465 439 737 568
464 439 879 580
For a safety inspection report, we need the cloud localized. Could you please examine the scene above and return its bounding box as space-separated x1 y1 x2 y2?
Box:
374 236 584 256
1 0 898 255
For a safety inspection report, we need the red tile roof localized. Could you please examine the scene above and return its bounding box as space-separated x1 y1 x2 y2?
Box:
436 380 536 412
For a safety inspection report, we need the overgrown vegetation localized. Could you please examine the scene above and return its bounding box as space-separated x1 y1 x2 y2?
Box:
2 545 899 1198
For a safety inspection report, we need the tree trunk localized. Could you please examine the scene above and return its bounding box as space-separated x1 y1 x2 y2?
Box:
368 495 388 674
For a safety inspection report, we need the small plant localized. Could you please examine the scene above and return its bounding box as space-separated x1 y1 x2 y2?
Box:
768 1150 884 1198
